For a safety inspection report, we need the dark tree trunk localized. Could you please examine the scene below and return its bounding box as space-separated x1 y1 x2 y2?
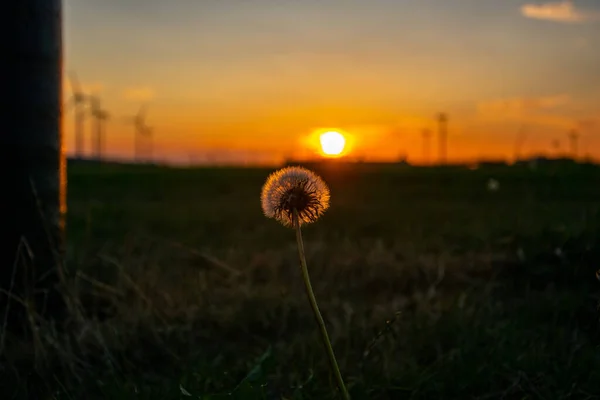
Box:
0 0 66 332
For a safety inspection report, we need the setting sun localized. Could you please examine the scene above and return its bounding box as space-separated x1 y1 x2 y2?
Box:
319 131 346 156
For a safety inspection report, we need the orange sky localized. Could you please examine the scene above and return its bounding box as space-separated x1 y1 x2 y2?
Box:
64 0 600 165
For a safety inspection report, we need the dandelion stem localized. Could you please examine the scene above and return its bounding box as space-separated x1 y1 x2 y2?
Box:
293 209 350 400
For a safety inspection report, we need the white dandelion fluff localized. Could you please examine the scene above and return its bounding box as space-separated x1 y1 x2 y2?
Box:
261 166 330 227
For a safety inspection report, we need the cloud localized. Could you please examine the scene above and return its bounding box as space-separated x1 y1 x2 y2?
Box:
520 1 600 23
477 94 575 128
478 94 571 115
122 86 156 101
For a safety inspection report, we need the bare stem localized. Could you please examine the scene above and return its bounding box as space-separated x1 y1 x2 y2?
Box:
293 209 350 400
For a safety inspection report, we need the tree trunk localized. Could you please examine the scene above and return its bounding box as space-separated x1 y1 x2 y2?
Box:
0 0 66 332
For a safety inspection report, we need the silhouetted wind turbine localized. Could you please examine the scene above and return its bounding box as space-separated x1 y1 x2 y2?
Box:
89 95 109 161
436 113 448 164
65 72 88 158
567 129 579 159
142 124 154 163
551 139 561 157
513 124 528 162
124 105 152 162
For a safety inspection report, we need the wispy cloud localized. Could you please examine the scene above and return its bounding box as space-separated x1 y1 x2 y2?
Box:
478 94 574 128
520 1 600 23
478 94 571 114
122 86 156 101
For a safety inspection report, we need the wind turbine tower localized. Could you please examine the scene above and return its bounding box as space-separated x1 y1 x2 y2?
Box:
513 124 527 162
142 125 154 163
567 129 579 159
126 105 153 163
437 112 448 165
66 72 88 158
551 139 561 157
89 96 109 161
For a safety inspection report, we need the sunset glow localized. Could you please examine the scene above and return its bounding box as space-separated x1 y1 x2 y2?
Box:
319 131 346 156
63 0 600 165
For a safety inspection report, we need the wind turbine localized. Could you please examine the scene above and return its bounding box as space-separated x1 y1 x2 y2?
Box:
551 138 561 157
89 95 109 161
567 129 579 159
125 105 152 163
142 124 154 163
513 124 528 162
436 112 448 165
65 71 88 159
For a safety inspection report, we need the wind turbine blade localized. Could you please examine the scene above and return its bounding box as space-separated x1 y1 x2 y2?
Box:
88 95 102 113
137 104 148 122
68 71 83 95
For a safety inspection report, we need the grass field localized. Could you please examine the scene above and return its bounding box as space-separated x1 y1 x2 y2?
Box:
5 161 600 399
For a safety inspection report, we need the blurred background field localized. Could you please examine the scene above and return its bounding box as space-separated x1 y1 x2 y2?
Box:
5 1 600 398
10 161 600 399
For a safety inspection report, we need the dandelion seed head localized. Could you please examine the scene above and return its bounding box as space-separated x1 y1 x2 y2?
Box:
261 166 330 227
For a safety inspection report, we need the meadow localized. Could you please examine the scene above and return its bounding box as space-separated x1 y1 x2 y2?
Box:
4 160 600 399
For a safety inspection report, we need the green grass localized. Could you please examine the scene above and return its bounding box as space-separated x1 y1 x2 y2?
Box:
3 161 600 399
